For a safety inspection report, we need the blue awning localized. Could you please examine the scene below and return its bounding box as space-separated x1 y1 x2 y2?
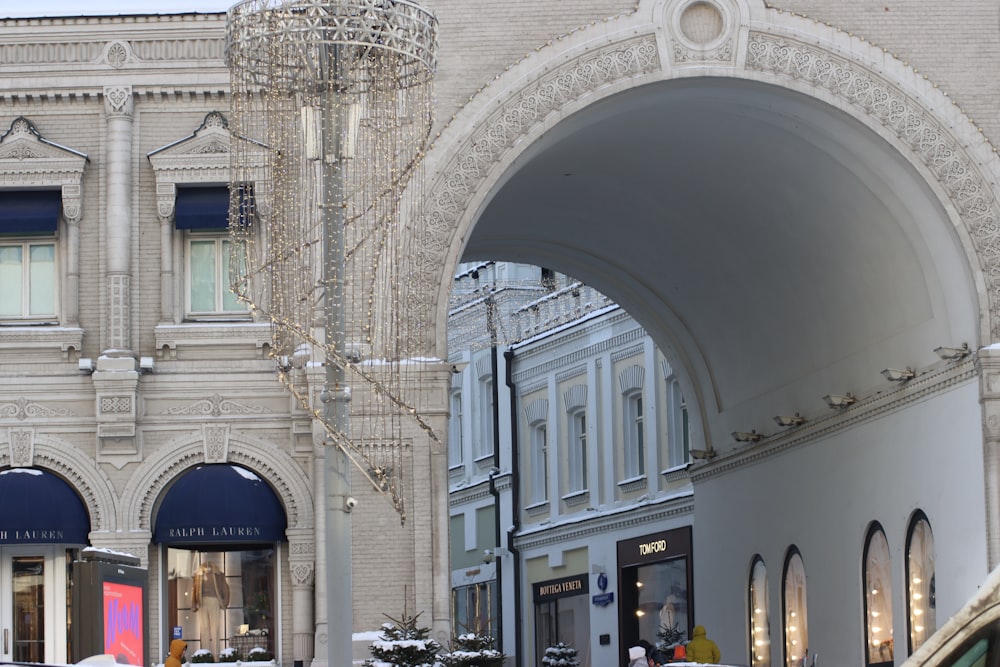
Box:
0 189 61 234
175 185 253 230
0 468 89 544
175 186 229 230
153 464 287 547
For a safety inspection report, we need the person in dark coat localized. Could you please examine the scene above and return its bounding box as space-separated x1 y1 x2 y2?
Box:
685 625 721 664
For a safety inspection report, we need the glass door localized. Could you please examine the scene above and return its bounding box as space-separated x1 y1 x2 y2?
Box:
0 546 67 665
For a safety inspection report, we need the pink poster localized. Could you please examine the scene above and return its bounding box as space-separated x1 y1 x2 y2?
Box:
104 581 144 665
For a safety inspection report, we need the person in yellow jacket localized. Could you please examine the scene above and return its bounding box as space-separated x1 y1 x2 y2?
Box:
685 625 721 664
165 639 187 667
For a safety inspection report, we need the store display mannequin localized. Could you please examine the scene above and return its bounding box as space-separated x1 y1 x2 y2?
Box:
192 561 230 657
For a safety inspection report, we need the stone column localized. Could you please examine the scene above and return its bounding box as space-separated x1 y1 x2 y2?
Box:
978 346 1000 569
61 183 82 327
104 85 134 353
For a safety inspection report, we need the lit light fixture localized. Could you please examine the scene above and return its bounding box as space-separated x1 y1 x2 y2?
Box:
774 413 806 427
881 367 915 382
934 342 970 361
732 430 764 443
690 448 717 460
823 393 855 409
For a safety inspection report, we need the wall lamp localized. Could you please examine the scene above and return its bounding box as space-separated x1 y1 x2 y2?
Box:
934 343 970 361
732 430 764 443
823 393 855 409
139 356 155 374
881 367 915 382
78 358 95 374
690 448 717 460
774 414 806 427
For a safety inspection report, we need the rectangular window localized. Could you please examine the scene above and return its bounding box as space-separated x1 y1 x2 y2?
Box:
667 380 691 466
625 393 645 477
530 424 548 504
476 378 495 460
452 581 496 638
0 240 56 320
449 391 464 468
187 235 247 317
568 411 587 493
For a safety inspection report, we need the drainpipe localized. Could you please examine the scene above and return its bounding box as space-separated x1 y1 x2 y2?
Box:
504 348 523 667
487 296 504 651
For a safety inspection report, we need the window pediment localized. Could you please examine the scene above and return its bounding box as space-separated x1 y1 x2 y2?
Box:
0 117 89 189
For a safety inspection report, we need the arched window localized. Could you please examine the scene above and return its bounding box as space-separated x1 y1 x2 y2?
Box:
782 548 809 667
864 523 894 666
906 511 936 654
749 556 771 666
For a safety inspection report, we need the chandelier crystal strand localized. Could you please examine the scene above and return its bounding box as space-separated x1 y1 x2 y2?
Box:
227 0 439 520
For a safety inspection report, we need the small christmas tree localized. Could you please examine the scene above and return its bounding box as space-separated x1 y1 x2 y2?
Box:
657 622 684 647
439 632 506 667
541 642 580 667
364 612 442 667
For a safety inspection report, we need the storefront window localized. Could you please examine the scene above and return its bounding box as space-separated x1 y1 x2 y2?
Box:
632 557 688 647
617 528 693 660
864 524 893 666
166 549 275 661
749 556 770 667
453 581 496 637
782 549 808 667
906 512 935 654
533 574 590 667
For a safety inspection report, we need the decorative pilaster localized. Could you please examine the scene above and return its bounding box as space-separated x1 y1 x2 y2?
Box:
62 184 82 327
288 530 316 665
93 353 140 467
978 347 1000 569
156 182 176 323
104 85 134 352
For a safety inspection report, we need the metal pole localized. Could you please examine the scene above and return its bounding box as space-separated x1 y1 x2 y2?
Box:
321 43 353 667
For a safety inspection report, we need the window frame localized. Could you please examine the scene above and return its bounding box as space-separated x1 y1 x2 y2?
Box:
448 389 464 469
185 231 249 319
863 522 894 666
567 408 587 493
906 511 936 655
782 547 809 667
529 422 548 505
749 555 771 667
624 390 645 478
0 236 59 323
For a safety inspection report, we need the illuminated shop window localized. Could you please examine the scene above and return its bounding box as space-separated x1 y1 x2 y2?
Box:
749 556 770 667
906 512 935 654
452 581 496 637
782 549 808 667
864 524 894 666
166 549 275 661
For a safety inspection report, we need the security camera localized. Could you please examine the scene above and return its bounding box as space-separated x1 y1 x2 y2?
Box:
344 496 358 512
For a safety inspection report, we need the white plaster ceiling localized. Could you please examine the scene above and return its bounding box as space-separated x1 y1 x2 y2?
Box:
461 77 979 449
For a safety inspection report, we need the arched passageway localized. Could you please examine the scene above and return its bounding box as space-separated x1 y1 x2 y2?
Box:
426 0 999 663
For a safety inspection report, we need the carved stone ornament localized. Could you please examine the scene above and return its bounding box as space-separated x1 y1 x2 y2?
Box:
203 424 230 463
8 429 34 468
667 0 738 65
104 85 134 117
101 40 134 69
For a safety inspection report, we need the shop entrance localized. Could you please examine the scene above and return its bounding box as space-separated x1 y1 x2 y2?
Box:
0 545 71 665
